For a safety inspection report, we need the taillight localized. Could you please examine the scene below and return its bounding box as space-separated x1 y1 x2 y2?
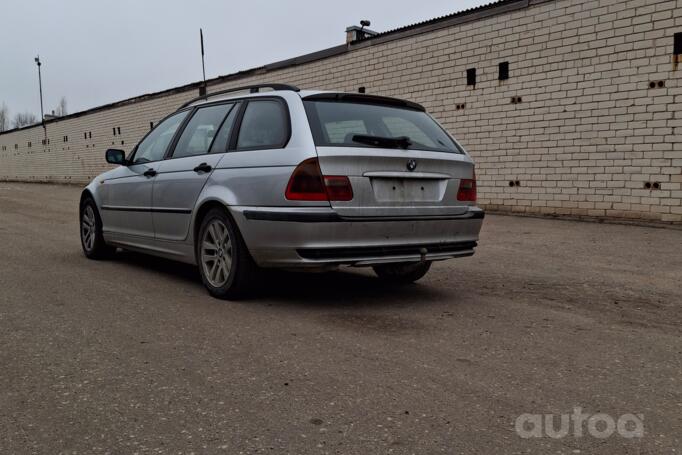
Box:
285 158 353 201
285 158 327 201
324 176 353 201
457 170 477 202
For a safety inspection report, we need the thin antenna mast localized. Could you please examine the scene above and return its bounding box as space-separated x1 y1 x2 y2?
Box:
200 29 207 97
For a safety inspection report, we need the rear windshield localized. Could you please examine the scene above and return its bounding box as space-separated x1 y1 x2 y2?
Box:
304 100 462 153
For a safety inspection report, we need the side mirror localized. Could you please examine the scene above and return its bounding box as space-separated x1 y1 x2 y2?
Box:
105 148 126 165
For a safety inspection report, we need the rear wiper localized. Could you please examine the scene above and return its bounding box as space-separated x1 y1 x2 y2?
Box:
352 134 412 149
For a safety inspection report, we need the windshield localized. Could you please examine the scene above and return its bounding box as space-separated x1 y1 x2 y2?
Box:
304 100 462 153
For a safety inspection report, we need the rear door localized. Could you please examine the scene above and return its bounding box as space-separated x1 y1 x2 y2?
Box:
209 97 297 207
304 95 474 218
152 102 238 241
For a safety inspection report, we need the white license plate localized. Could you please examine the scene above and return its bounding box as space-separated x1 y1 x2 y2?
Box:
370 178 446 202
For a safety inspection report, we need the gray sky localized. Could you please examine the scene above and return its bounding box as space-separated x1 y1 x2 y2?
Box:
1 0 490 117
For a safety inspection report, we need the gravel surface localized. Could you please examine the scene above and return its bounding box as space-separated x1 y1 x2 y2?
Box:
0 182 680 454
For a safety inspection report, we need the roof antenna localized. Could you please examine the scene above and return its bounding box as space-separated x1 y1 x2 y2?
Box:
199 28 207 98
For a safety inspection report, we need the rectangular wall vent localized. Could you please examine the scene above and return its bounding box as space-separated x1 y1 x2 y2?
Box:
466 68 476 86
499 61 509 80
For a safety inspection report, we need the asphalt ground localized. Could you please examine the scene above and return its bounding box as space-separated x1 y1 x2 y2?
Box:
0 182 680 454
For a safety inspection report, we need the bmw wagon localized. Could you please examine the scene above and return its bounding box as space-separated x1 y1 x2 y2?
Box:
80 84 484 299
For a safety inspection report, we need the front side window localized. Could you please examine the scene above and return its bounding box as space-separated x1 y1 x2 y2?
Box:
304 100 461 153
133 110 188 164
171 103 235 159
236 100 288 150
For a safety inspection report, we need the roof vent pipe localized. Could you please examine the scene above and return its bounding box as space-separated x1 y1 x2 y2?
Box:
346 20 378 44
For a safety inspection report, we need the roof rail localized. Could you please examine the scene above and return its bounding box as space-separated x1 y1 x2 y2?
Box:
179 83 300 109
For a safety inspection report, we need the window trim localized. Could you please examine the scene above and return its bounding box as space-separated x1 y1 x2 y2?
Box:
165 102 238 160
127 95 291 164
210 102 240 155
229 96 292 152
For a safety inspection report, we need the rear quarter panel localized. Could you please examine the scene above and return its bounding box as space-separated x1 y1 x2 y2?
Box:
188 92 327 245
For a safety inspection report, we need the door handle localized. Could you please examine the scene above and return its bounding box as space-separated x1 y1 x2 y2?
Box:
193 163 212 173
143 168 157 177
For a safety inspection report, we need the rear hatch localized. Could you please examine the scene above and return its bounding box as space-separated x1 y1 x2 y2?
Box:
303 93 475 218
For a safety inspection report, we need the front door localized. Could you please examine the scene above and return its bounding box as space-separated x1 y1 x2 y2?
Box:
100 164 156 237
152 102 238 241
101 110 189 237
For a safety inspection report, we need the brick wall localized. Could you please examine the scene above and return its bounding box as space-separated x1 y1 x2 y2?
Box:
1 0 681 223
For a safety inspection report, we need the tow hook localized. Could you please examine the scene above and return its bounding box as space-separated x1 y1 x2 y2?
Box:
419 247 428 263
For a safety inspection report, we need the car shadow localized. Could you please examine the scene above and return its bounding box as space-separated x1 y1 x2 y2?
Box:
254 268 445 308
112 250 445 307
112 250 201 285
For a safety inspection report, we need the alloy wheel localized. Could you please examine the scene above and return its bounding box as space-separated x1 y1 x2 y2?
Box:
201 219 233 287
81 205 96 252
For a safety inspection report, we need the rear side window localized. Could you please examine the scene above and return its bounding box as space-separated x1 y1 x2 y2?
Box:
304 100 461 153
208 103 240 154
171 103 234 159
236 100 289 150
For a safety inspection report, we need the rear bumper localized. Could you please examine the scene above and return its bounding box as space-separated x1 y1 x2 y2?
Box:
231 206 484 267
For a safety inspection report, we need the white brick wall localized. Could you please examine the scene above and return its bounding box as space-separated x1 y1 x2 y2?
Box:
1 0 681 223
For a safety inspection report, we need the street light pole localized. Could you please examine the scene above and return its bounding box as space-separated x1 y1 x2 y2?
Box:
35 56 45 131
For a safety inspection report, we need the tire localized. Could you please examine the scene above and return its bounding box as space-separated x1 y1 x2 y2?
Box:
80 197 116 259
196 207 257 300
372 261 432 284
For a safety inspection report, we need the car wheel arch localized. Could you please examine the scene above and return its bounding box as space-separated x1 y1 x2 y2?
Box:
80 189 94 209
192 200 233 248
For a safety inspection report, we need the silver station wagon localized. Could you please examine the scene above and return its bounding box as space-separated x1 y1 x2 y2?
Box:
80 84 484 299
